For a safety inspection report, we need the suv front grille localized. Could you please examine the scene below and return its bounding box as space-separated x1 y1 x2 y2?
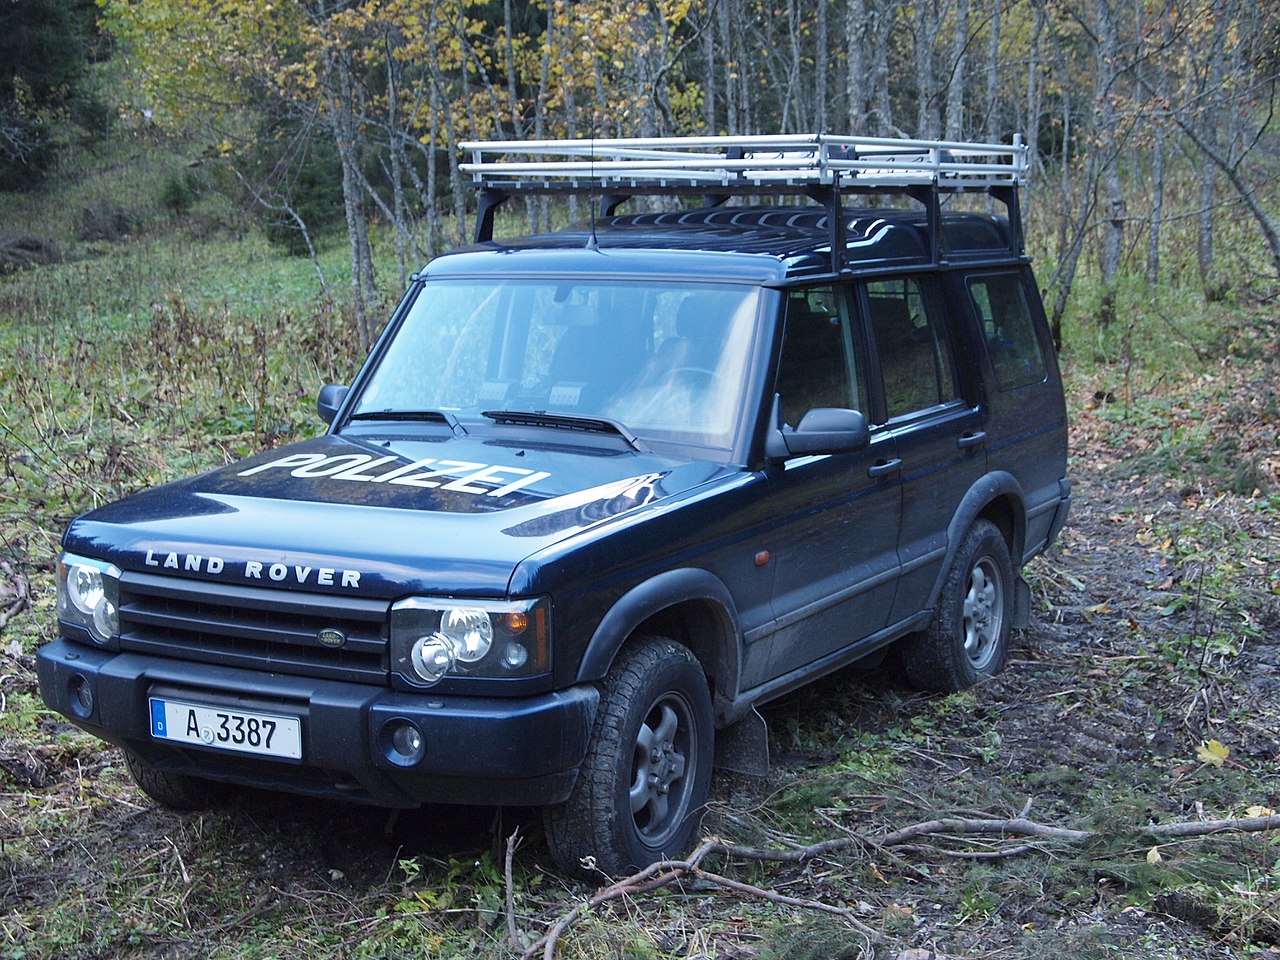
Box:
117 571 390 684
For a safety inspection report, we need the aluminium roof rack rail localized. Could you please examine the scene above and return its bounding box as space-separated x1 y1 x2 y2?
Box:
458 133 1029 271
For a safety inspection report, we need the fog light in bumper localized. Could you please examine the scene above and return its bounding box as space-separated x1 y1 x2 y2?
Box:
68 674 94 719
380 719 426 767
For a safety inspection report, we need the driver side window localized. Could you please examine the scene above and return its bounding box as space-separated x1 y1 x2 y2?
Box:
775 286 866 428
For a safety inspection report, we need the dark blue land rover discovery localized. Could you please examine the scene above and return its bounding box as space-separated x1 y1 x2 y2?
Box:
39 135 1070 877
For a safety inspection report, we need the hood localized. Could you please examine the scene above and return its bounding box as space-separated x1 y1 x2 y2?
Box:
63 434 728 599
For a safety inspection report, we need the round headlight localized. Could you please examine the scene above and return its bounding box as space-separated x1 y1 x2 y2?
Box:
441 608 493 663
68 564 105 617
410 635 456 684
93 599 119 639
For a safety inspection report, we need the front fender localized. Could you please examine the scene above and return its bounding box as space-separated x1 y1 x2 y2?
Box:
575 568 742 708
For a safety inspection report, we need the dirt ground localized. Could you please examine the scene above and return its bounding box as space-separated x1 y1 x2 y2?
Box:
751 456 1280 958
2 446 1278 958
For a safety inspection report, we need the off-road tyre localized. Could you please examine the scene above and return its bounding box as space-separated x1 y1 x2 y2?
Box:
544 636 713 879
123 748 217 811
902 519 1013 692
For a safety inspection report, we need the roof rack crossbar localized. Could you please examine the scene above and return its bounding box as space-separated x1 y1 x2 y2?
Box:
461 133 1029 268
460 133 1026 190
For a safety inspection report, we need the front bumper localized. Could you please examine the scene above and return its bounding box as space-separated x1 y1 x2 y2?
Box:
37 638 598 807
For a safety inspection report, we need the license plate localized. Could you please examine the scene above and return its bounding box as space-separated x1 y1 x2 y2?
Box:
149 698 302 760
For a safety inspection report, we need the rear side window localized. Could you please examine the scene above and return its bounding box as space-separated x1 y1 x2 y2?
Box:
866 277 958 420
967 274 1047 390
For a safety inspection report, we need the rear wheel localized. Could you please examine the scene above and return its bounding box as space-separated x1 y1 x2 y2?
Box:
544 636 713 879
902 519 1013 692
123 749 217 810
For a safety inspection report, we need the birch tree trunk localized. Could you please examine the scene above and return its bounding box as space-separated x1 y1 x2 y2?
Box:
984 0 1000 145
1094 0 1124 324
720 0 738 134
915 0 940 138
1164 91 1280 283
1146 18 1171 285
425 80 440 260
945 0 969 141
1024 0 1043 182
1197 0 1230 292
699 0 718 132
1048 21 1081 350
502 0 537 234
782 0 802 129
534 4 550 232
816 0 829 131
385 39 409 290
846 0 868 132
425 57 468 247
871 2 894 134
329 52 377 349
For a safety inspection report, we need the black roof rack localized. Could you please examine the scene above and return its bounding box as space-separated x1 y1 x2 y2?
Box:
458 133 1029 272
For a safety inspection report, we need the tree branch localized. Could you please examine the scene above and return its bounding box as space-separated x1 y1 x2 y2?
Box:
504 828 523 947
521 810 1280 958
0 562 29 634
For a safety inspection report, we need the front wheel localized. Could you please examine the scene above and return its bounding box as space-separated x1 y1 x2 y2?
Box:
123 748 219 810
544 637 713 879
902 519 1014 692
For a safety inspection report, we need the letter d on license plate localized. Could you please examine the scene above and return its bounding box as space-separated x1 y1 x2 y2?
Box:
149 698 303 759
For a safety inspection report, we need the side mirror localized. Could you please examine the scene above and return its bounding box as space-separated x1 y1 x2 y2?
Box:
317 383 350 425
766 402 870 459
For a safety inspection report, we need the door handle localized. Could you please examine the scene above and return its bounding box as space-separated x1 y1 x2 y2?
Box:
956 431 988 450
867 458 902 479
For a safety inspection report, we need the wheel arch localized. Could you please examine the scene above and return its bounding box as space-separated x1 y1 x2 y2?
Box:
575 569 741 719
928 472 1026 610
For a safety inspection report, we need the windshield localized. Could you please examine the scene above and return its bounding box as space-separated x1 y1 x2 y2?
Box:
351 278 762 451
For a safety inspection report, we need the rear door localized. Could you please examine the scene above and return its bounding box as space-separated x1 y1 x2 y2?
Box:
861 275 988 625
962 269 1068 560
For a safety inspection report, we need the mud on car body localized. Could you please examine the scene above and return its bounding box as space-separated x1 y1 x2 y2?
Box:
39 134 1070 877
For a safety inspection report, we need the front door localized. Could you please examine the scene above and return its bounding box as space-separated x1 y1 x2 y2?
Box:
759 284 903 682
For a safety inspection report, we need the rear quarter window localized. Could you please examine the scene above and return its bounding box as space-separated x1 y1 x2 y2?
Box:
967 273 1047 390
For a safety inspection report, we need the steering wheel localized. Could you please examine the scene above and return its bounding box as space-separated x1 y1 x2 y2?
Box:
669 366 726 388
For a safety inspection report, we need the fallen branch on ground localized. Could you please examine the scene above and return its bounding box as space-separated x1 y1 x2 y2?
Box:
522 808 1280 958
0 562 29 635
521 838 874 960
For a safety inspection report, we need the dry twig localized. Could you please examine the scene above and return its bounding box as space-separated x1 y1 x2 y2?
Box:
521 838 874 960
0 562 29 634
504 827 523 946
521 810 1280 958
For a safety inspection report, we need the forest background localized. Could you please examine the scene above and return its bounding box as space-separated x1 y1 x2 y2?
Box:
2 0 1280 958
7 0 1280 342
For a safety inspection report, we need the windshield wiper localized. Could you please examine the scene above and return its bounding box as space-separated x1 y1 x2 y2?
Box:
348 409 467 435
482 410 645 452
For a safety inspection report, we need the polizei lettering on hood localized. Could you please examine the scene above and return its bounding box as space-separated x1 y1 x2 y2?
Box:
238 452 551 496
145 550 362 589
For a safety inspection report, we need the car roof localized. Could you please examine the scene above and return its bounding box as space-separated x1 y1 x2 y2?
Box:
426 205 1018 281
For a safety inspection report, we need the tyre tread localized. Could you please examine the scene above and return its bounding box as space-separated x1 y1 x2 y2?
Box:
123 748 214 811
902 519 1012 693
544 636 709 879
